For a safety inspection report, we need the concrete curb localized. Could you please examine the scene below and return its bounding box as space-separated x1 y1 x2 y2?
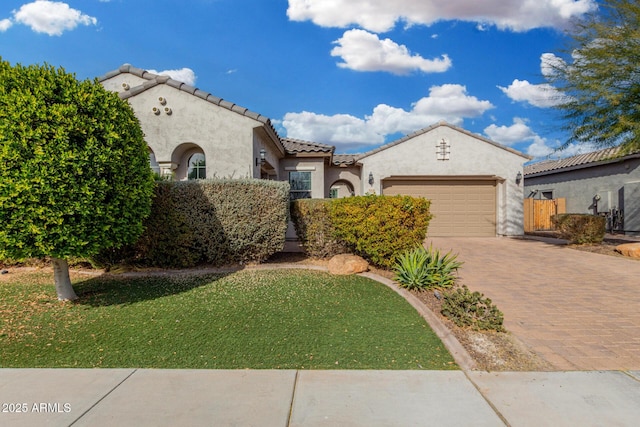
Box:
359 271 477 371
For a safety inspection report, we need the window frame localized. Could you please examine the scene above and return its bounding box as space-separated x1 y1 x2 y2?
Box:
187 152 206 180
289 171 312 200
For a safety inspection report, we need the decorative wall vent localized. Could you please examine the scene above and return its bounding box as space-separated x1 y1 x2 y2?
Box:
436 138 450 161
151 97 172 116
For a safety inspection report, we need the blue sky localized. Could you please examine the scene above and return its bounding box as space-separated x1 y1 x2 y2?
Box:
0 0 602 160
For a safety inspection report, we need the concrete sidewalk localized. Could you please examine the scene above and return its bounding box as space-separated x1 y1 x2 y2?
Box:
1 369 639 426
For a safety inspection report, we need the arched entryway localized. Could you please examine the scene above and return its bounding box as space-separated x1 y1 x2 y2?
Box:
329 179 355 198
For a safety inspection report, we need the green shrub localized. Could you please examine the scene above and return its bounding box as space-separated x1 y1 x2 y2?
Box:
290 199 348 258
94 179 289 268
394 245 462 290
330 195 432 268
552 213 606 244
440 286 505 332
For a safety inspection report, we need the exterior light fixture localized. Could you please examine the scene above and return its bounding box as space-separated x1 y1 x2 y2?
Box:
368 172 374 185
516 171 523 185
257 148 266 166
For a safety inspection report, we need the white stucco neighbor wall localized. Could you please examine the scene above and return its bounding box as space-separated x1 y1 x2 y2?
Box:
358 124 529 236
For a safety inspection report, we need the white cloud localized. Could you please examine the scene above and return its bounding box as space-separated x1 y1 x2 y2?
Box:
13 1 97 36
498 54 568 107
331 29 451 75
283 84 493 150
498 79 564 108
526 137 555 159
484 118 553 159
484 118 536 145
148 68 197 86
0 19 12 32
540 52 565 78
483 117 599 160
287 0 598 32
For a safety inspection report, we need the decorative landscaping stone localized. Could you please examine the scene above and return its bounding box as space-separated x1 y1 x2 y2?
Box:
327 254 369 275
615 242 640 259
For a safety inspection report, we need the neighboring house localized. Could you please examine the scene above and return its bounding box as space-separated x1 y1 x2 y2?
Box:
99 64 530 237
524 147 640 235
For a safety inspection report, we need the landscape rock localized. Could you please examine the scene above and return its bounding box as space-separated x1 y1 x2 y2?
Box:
327 254 369 275
615 242 640 259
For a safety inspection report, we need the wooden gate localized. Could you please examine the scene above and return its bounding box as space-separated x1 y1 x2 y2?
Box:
524 198 566 232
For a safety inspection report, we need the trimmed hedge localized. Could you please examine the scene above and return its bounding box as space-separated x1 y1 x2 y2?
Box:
552 213 606 244
291 195 432 268
290 199 348 258
94 179 290 268
331 195 432 268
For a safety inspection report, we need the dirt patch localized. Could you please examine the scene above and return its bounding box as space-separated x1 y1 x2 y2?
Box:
410 288 553 372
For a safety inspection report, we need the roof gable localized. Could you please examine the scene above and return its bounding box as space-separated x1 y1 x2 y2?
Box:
99 64 283 152
356 121 531 161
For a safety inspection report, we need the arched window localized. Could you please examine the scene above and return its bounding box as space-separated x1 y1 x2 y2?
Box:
187 153 206 180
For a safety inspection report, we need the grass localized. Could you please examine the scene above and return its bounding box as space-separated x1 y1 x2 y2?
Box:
0 269 456 370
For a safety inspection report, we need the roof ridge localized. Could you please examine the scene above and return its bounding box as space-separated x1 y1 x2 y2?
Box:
524 146 640 176
282 137 334 148
98 64 282 147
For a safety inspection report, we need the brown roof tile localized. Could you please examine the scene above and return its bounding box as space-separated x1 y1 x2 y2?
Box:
524 146 640 176
282 138 334 154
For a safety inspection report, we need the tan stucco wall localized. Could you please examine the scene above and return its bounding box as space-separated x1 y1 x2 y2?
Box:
101 75 279 180
324 165 361 198
358 125 528 235
279 157 326 199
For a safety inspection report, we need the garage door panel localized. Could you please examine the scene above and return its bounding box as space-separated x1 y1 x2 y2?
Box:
382 179 496 237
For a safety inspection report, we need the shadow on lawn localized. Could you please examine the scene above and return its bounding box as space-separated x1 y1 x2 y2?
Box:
72 271 233 307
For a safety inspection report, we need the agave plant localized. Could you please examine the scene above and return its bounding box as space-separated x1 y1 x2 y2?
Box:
393 246 431 290
393 244 463 290
423 244 463 288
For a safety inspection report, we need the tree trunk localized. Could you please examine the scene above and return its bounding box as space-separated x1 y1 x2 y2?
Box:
52 258 78 301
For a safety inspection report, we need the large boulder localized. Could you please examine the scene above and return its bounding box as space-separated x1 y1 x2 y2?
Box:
327 254 369 275
615 243 640 259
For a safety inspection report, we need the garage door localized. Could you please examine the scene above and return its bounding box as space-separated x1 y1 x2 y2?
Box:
382 178 497 237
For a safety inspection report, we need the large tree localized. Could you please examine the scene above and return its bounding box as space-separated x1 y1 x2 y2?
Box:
546 0 640 152
0 60 154 300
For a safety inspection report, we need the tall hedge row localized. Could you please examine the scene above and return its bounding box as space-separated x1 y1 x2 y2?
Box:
95 179 290 268
291 195 432 268
290 199 348 258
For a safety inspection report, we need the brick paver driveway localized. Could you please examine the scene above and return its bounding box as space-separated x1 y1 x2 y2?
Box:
428 237 640 371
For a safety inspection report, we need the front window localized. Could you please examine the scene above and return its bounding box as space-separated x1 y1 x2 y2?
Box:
289 171 311 200
187 153 206 180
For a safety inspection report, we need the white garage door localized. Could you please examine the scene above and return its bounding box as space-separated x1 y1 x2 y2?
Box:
382 178 497 237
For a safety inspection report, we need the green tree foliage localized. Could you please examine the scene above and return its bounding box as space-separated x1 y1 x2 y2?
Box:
0 59 154 300
547 0 640 152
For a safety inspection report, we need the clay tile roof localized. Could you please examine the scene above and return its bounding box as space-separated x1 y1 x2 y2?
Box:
524 146 640 176
282 138 334 154
332 154 359 166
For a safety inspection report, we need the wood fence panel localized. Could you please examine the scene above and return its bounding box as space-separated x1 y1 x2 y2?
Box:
524 198 534 232
534 200 558 230
523 198 566 232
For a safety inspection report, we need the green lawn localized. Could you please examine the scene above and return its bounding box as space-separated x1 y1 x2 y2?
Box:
0 269 456 370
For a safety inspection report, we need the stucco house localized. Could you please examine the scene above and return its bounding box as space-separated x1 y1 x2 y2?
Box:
524 147 640 235
99 64 530 237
